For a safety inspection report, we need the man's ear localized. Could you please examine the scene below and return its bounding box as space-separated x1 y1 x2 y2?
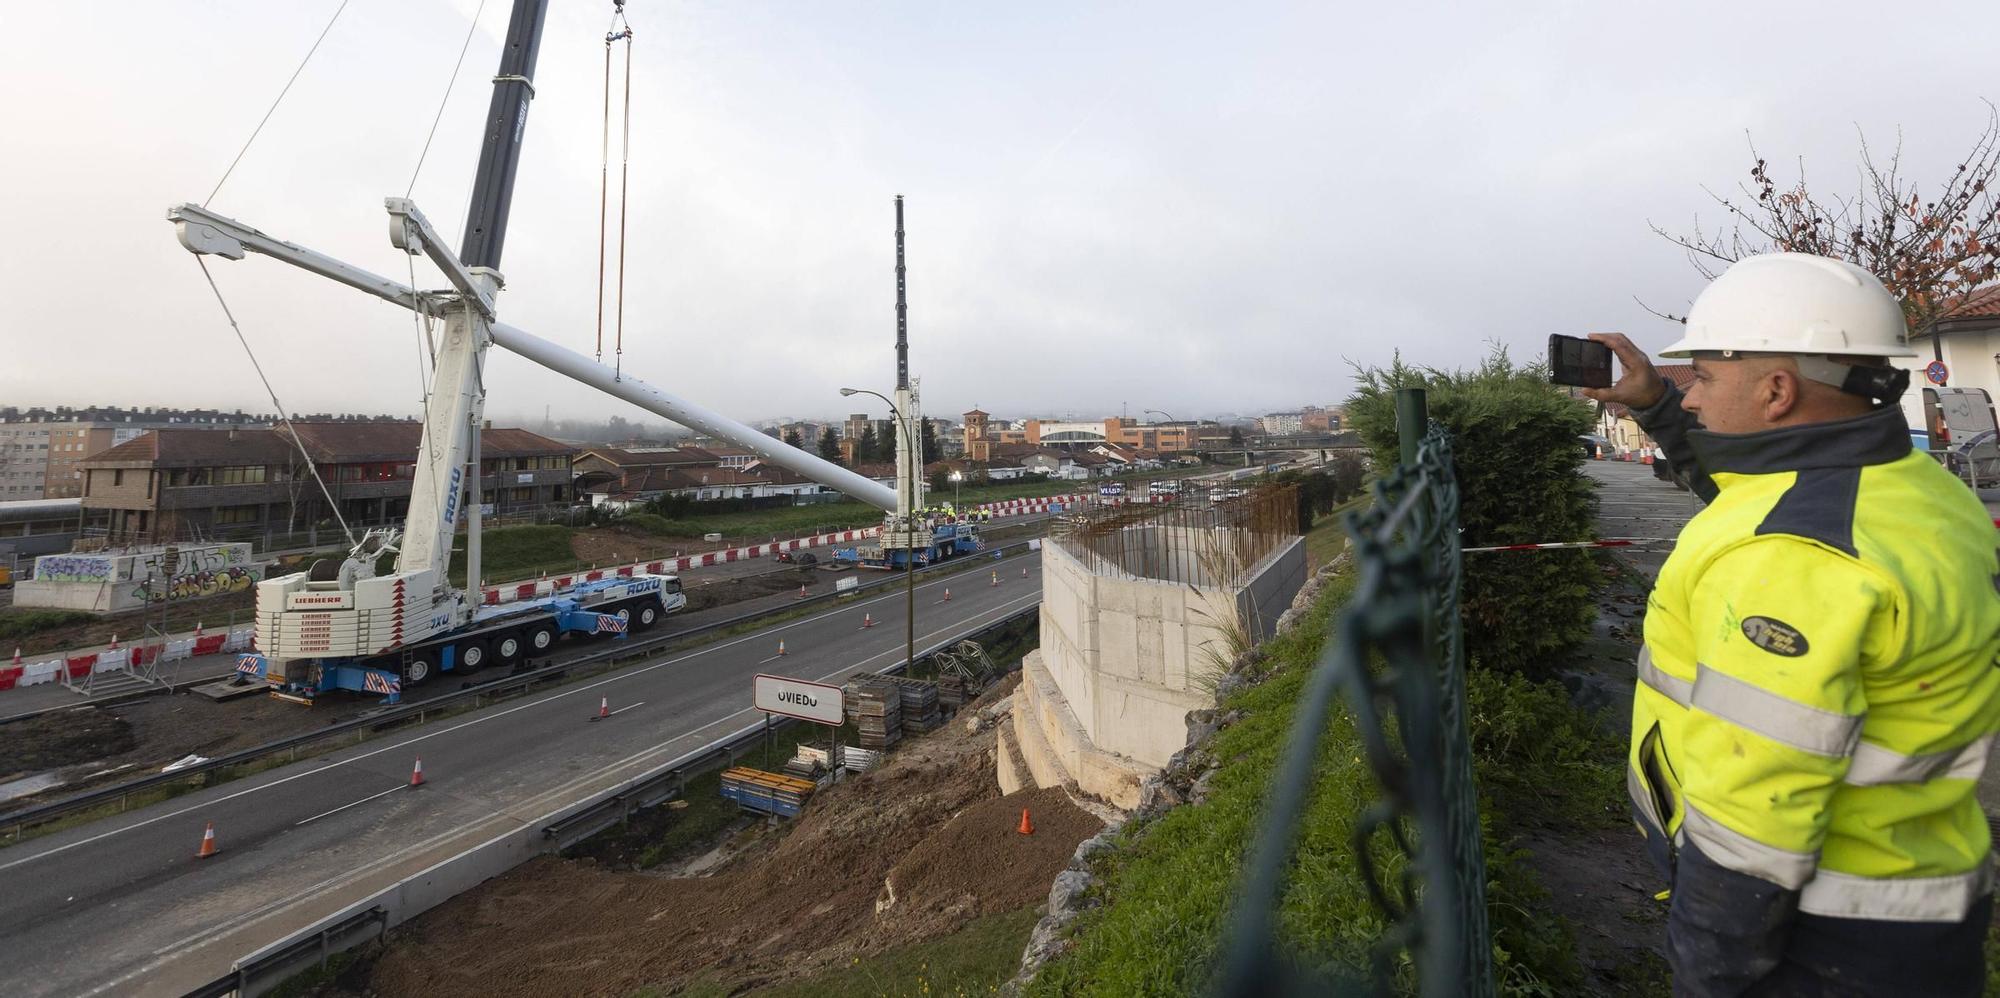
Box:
1765 367 1803 421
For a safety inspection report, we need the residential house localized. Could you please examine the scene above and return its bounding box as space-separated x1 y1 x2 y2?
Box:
79 423 574 545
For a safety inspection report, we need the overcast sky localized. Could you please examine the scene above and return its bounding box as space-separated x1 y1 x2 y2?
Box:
1 1 1993 429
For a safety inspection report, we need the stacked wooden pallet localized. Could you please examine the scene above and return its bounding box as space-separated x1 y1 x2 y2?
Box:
897 677 942 733
845 677 902 749
719 767 816 818
937 674 973 709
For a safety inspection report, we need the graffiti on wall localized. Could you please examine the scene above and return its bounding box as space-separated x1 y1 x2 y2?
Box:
137 545 249 578
34 555 114 583
130 544 259 603
133 565 258 603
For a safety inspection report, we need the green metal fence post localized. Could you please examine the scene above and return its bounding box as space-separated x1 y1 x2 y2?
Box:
1394 388 1428 467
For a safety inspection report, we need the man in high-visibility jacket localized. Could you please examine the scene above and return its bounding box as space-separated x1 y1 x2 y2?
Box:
1584 253 2000 996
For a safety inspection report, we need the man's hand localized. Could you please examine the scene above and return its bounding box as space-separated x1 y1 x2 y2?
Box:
1581 333 1667 410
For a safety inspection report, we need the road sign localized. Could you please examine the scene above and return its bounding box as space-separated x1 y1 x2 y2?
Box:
1926 360 1950 385
1099 483 1125 496
754 673 845 725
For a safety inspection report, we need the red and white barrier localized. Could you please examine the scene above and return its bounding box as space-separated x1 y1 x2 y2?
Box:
478 525 887 605
0 627 255 693
1461 538 1678 554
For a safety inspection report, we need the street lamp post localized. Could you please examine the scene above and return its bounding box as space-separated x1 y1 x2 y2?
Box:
949 469 962 507
841 387 916 678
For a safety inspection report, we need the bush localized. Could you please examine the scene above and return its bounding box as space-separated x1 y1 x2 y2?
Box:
1346 346 1597 677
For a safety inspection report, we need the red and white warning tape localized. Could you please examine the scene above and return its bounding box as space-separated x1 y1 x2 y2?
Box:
1462 538 1677 554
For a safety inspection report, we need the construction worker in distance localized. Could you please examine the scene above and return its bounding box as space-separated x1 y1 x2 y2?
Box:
1583 252 2000 996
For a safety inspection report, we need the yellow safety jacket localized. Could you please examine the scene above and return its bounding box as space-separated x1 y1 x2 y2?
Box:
1630 387 2000 995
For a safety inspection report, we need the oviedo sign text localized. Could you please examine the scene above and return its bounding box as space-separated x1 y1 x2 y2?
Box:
753 673 846 725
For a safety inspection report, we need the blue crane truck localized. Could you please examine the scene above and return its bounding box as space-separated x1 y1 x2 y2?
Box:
238 572 685 704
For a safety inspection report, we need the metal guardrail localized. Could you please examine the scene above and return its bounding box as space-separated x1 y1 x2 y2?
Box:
0 541 1038 839
1219 389 1491 997
175 601 1040 998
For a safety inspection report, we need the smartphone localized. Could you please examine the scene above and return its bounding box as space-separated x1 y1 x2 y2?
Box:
1549 334 1614 388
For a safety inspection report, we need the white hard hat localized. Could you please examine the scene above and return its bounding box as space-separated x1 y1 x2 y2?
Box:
1661 252 1917 359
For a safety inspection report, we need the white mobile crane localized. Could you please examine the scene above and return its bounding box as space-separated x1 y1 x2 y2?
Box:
187 0 923 702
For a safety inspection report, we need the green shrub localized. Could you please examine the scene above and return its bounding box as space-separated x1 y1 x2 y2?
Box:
0 610 95 642
1346 346 1597 676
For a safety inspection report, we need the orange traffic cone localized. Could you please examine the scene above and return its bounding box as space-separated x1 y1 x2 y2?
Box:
592 696 609 722
991 571 999 587
196 821 218 858
1642 453 1655 465
797 584 808 599
107 634 120 650
777 640 787 656
193 621 204 637
410 757 425 788
862 613 874 629
1018 808 1034 835
9 647 19 667
1022 566 1029 578
943 588 952 602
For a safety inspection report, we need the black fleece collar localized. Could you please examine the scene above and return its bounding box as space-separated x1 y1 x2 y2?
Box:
1688 405 1912 475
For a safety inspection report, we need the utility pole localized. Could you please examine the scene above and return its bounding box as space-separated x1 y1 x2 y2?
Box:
895 195 916 680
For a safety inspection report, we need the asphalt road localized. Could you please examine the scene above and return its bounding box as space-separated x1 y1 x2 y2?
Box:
0 548 1046 998
1584 459 1704 579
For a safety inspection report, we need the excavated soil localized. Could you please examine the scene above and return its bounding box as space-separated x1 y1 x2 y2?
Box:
363 673 1098 998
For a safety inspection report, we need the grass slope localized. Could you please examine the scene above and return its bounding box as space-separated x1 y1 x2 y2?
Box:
446 524 577 586
1028 567 1615 997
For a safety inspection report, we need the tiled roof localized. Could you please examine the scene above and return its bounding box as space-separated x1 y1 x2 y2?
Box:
1655 363 1697 390
83 424 573 468
1943 283 2000 322
574 446 721 468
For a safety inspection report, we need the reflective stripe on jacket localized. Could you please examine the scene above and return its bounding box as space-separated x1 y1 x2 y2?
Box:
1629 386 2000 995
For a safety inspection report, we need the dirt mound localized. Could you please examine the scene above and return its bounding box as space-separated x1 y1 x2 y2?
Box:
873 785 1096 930
366 673 1100 998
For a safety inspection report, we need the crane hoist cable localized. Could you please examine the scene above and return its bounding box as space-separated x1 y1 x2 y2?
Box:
598 1 635 380
193 258 359 550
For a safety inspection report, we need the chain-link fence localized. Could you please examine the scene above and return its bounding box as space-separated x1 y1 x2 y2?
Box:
1218 388 1490 997
1046 486 1298 588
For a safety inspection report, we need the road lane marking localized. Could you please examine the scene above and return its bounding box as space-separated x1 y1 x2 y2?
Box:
96 590 1047 988
607 701 645 717
0 556 1043 874
294 785 405 827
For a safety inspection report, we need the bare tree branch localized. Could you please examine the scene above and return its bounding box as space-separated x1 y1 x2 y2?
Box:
1652 104 2000 343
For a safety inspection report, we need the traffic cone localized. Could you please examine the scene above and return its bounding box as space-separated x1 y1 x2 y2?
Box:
107 634 119 650
1023 566 1029 578
1642 453 1654 465
1018 808 1034 835
943 588 952 602
410 757 425 788
591 696 609 722
10 648 19 667
193 621 204 637
777 640 787 657
196 821 219 858
863 613 874 629
991 571 999 587
797 584 808 599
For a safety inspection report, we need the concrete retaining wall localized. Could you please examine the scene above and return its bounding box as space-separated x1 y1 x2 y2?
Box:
1003 532 1309 806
